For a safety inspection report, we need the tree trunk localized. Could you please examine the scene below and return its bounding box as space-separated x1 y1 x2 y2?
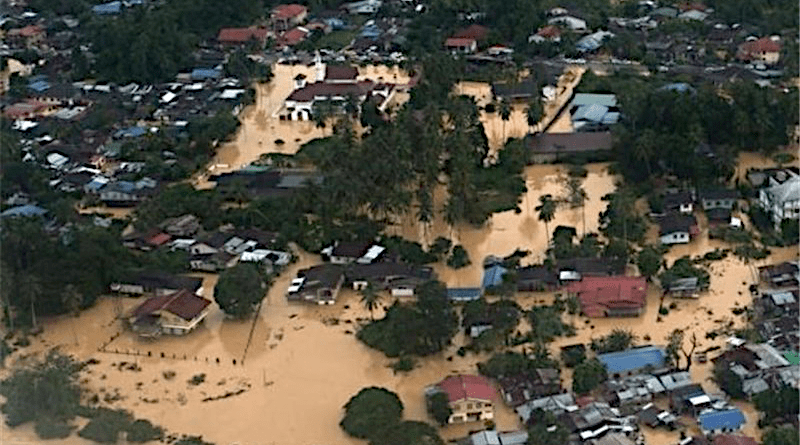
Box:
682 333 698 372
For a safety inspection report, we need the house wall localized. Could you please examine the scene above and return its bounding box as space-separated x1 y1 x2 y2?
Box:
606 307 643 317
660 231 690 245
448 398 494 423
112 283 145 295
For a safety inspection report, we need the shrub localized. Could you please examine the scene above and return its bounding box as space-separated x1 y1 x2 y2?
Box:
78 409 133 443
446 245 471 269
340 387 403 439
126 419 164 443
188 374 206 386
34 419 73 439
389 357 415 374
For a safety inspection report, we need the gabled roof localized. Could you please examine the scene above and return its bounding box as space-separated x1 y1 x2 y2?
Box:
217 27 268 43
527 132 613 155
129 289 211 321
571 93 617 108
658 213 697 235
568 276 646 317
325 65 359 81
453 24 489 40
1 204 48 218
445 37 476 48
712 435 758 445
482 264 508 289
286 80 374 102
738 37 781 55
699 189 738 201
597 346 666 374
437 374 496 403
272 4 307 19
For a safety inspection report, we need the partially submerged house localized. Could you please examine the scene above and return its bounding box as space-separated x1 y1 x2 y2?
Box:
699 189 738 211
697 409 746 436
516 265 559 291
322 240 385 264
597 346 667 378
526 132 613 163
569 94 619 132
658 213 699 245
432 374 497 424
758 172 799 228
515 393 577 422
286 264 345 305
346 262 433 297
665 277 703 298
126 290 212 337
497 368 561 407
111 272 203 297
566 276 647 317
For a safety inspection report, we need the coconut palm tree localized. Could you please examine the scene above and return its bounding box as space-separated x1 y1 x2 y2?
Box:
360 284 381 320
526 99 544 133
499 99 512 142
536 194 557 246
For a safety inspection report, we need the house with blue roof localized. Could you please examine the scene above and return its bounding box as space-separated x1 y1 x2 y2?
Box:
597 346 667 377
447 287 482 302
28 79 51 93
482 264 508 290
114 126 147 139
576 31 614 53
1 204 48 218
191 68 222 82
569 93 619 132
697 409 746 435
93 1 122 15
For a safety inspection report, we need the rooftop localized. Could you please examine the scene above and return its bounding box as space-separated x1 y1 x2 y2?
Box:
437 374 496 403
697 409 746 432
597 346 666 374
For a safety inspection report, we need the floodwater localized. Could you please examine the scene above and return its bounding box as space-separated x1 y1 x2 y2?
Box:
207 64 410 177
389 163 617 286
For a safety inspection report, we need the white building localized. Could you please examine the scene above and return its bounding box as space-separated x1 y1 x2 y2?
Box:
759 173 800 228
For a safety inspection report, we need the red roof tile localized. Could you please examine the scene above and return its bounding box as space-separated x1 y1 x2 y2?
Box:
10 25 43 37
130 289 211 321
445 37 476 48
217 27 269 43
567 276 647 317
453 24 489 40
146 232 172 247
272 4 307 20
278 27 308 46
537 25 561 38
437 374 497 403
738 37 781 59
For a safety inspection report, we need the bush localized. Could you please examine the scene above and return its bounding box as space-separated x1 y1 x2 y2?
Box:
389 357 415 374
34 419 73 439
77 409 133 443
126 419 164 443
188 373 206 386
447 245 471 269
572 358 607 394
561 346 586 368
427 392 452 426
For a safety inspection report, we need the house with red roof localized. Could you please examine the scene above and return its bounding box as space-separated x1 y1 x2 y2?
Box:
445 37 477 54
217 27 269 46
277 26 309 47
737 37 781 65
271 4 308 32
127 289 212 337
566 276 647 317
433 374 497 424
529 25 562 43
7 25 45 47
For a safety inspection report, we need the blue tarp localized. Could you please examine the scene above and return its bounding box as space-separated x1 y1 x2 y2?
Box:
698 409 746 432
597 346 666 374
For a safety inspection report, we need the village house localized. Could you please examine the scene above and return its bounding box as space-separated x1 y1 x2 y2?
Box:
529 25 562 43
445 37 478 54
566 276 647 317
637 403 677 429
99 178 157 207
758 171 799 228
7 25 45 47
432 374 497 424
122 228 172 251
698 189 738 211
669 384 710 415
270 4 308 32
110 272 203 297
736 37 781 65
594 432 638 445
569 94 619 132
597 346 668 378
665 277 703 298
190 251 238 272
603 374 666 407
697 409 747 436
217 26 269 46
658 213 699 245
557 257 626 281
526 132 614 163
515 265 559 292
447 287 483 303
160 214 202 237
515 393 577 422
663 191 694 215
322 240 385 265
286 264 345 305
346 262 433 297
496 368 561 407
281 57 396 120
462 429 528 445
759 261 799 288
562 401 633 441
126 289 212 337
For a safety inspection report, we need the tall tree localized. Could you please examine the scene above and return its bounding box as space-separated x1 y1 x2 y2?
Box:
526 99 544 133
213 263 266 318
536 194 557 246
499 99 512 142
360 284 381 321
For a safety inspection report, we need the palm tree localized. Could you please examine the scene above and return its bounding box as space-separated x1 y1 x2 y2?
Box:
499 99 512 142
634 129 657 177
536 194 557 246
360 284 381 320
564 177 588 235
526 99 544 133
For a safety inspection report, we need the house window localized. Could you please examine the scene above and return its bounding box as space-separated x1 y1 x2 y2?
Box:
466 403 473 410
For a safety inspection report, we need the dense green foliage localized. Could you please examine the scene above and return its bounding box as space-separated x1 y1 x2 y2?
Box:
463 298 521 350
213 263 266 318
1 220 137 328
636 245 664 280
659 257 710 290
446 245 471 269
590 329 636 354
572 358 607 394
527 305 572 343
340 387 404 440
753 386 800 426
369 420 444 445
87 0 263 83
525 410 570 445
599 190 647 244
763 426 800 445
357 281 457 357
713 361 745 399
426 392 452 426
478 351 557 379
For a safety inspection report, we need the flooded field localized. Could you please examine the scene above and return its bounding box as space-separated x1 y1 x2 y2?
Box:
208 64 410 176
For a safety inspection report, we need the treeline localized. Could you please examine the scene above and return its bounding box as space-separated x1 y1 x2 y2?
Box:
607 77 798 185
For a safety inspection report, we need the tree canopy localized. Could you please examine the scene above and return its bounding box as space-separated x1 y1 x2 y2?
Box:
340 387 404 440
213 263 266 318
572 358 607 394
